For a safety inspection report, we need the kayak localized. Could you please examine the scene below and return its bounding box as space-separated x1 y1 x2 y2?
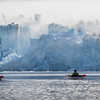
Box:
65 74 86 79
0 75 4 80
68 74 86 77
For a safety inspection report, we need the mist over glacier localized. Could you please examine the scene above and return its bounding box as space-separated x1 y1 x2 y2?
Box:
0 15 100 71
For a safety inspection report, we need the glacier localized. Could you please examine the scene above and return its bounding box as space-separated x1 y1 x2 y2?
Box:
0 17 100 71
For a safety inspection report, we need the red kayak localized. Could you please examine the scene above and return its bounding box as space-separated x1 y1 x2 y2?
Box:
0 75 4 80
66 74 86 79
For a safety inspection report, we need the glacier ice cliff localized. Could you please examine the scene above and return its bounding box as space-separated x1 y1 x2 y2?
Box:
0 19 100 71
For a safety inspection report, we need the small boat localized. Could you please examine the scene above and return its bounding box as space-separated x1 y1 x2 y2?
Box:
0 75 4 80
65 74 86 80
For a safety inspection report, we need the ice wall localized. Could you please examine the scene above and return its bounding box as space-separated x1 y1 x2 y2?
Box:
1 17 100 71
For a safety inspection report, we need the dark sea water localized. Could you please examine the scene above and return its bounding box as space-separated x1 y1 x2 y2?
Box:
0 71 100 100
0 71 100 80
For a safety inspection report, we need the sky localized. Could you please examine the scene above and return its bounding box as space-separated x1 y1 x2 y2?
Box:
0 0 100 25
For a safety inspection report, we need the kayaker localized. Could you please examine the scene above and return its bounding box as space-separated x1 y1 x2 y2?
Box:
72 69 79 77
